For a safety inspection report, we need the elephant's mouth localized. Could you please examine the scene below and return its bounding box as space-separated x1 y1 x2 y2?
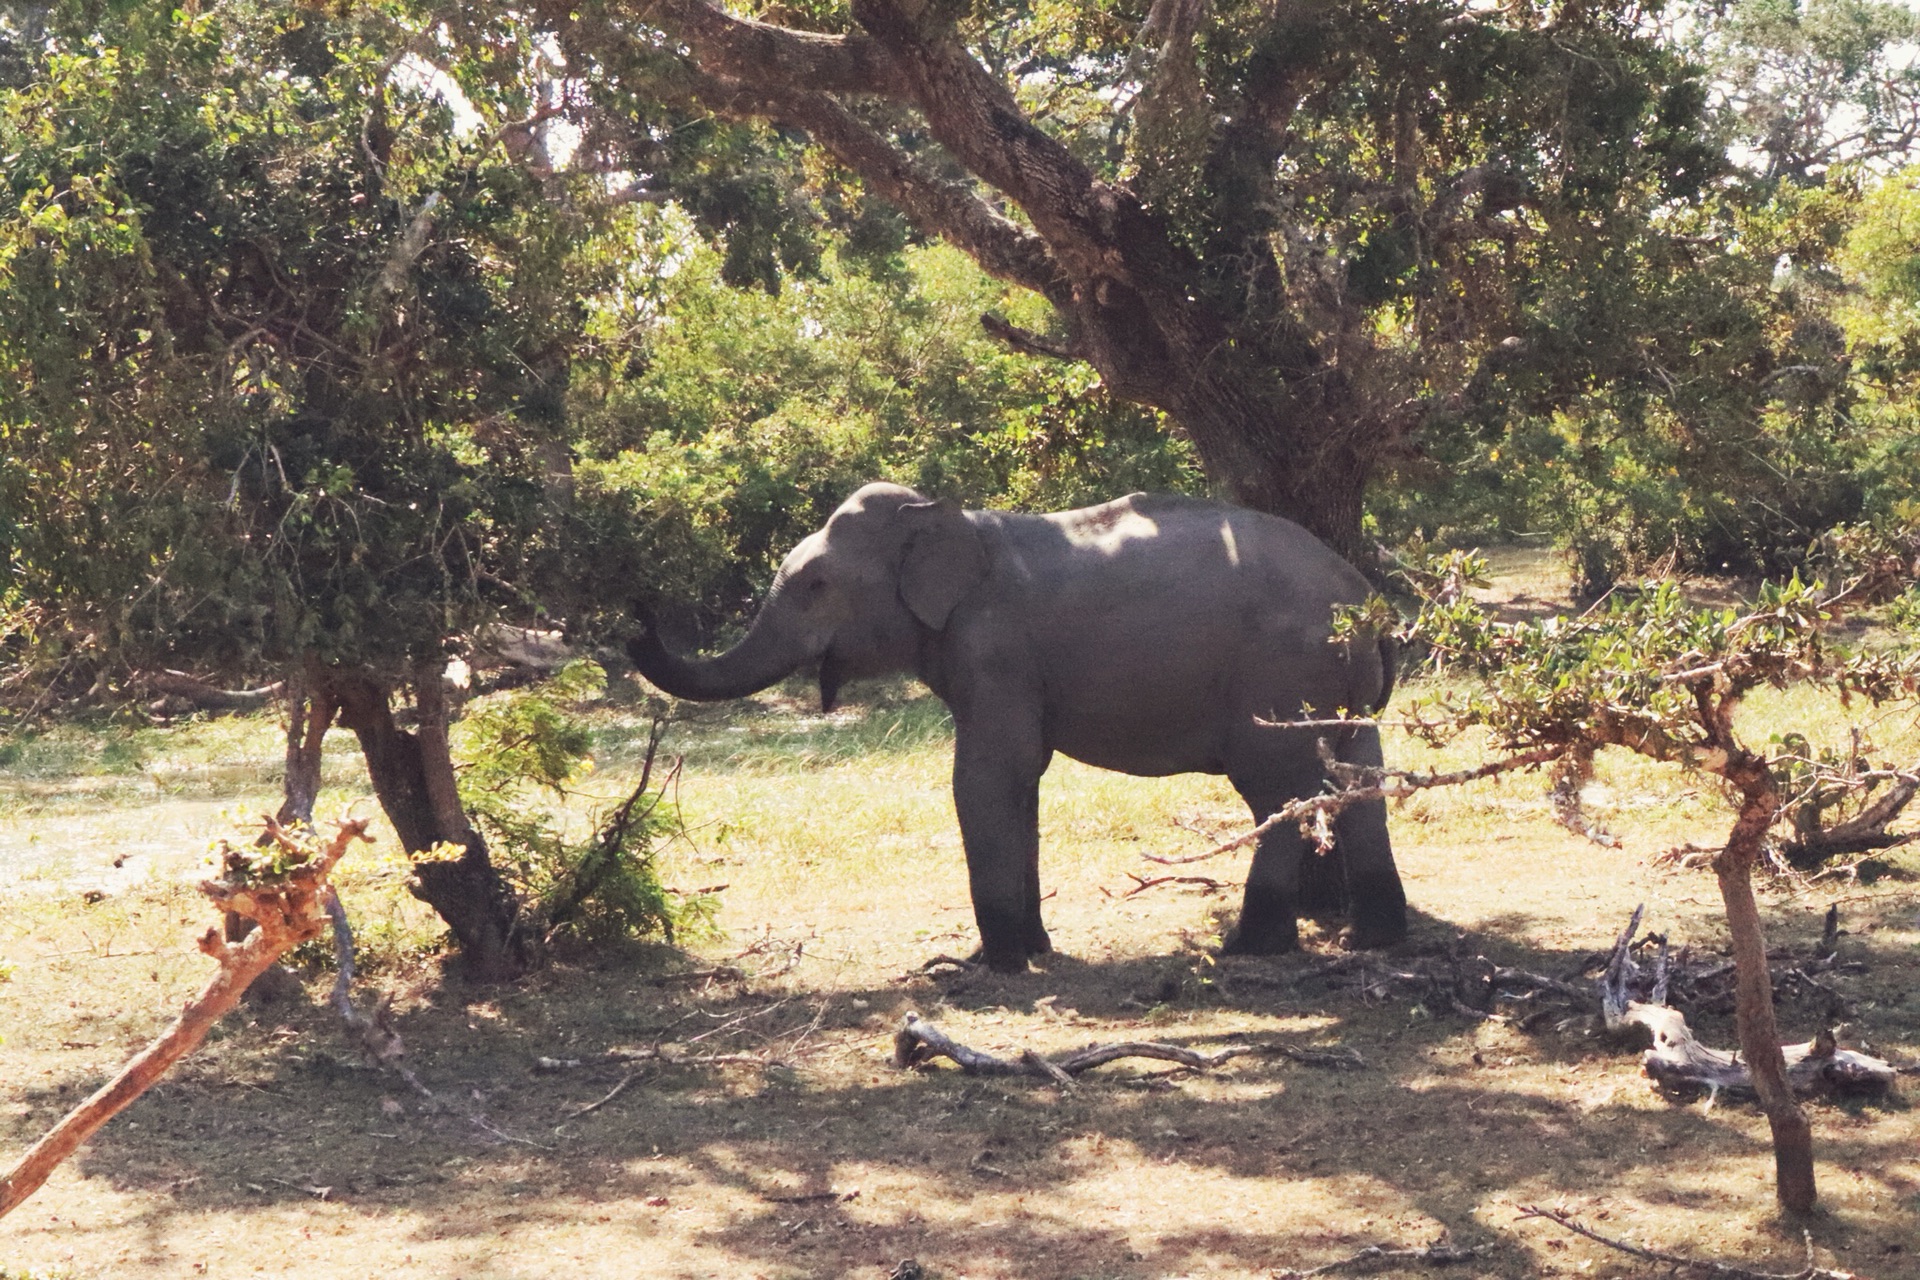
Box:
818 649 847 714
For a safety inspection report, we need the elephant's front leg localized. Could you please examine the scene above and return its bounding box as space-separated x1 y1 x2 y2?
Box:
951 716 1052 973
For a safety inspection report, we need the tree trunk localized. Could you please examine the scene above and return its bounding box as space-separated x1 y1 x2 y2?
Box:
1715 764 1818 1213
278 660 335 827
325 667 527 982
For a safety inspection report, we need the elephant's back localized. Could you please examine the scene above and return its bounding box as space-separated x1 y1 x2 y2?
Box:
980 496 1384 772
1024 493 1371 617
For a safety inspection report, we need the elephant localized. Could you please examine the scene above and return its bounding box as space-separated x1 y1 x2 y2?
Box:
628 482 1406 972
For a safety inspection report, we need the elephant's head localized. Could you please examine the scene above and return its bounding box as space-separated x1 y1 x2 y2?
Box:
628 483 987 711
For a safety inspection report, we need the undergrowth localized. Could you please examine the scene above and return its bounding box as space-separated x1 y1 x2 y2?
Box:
454 659 712 947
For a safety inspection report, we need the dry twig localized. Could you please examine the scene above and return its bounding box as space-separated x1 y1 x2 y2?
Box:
1271 1239 1486 1278
1517 1205 1858 1279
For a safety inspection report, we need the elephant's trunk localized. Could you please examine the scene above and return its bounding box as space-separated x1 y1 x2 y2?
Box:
627 602 807 702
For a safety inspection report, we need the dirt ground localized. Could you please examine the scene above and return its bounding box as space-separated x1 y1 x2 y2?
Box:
3 558 1919 1279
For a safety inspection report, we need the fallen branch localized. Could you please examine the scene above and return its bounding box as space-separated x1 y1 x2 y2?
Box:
1111 872 1228 897
0 819 373 1219
891 1012 1254 1080
143 669 286 712
1266 1043 1369 1070
1516 1205 1858 1280
566 1069 639 1118
1272 1239 1486 1278
1599 906 1893 1100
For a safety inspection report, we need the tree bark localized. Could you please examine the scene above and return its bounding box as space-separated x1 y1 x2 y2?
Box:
1715 763 1818 1213
325 667 527 982
278 660 335 828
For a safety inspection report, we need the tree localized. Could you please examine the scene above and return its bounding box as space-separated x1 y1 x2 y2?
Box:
1347 558 1920 1211
1702 0 1920 185
0 2 636 977
476 0 1729 559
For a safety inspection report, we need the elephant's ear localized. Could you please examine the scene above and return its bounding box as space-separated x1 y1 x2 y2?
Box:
897 500 987 630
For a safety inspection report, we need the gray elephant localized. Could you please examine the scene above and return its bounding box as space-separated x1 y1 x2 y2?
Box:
628 483 1406 972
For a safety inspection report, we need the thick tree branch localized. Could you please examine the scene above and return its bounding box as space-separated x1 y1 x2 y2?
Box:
847 0 1191 297
980 312 1082 361
629 0 894 96
733 79 1071 304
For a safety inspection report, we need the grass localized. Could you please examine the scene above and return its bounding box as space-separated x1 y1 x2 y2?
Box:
4 581 1920 1278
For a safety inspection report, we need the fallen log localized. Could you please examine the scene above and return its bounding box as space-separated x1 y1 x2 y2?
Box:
1601 906 1894 1100
891 1012 1256 1080
143 669 285 712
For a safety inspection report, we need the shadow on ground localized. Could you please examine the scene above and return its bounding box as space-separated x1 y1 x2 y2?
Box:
6 895 1916 1280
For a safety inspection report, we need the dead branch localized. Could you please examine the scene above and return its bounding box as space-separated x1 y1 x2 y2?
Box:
143 669 285 712
891 1012 1254 1080
1600 907 1893 1100
1180 742 1567 863
0 819 373 1219
645 965 749 987
372 191 442 299
566 1069 639 1118
1516 1205 1857 1280
1272 1239 1487 1278
1265 1043 1368 1070
1781 766 1920 865
1113 872 1228 897
322 886 406 1069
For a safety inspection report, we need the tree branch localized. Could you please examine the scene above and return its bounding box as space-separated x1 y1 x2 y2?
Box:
980 312 1082 361
0 821 373 1219
630 0 895 97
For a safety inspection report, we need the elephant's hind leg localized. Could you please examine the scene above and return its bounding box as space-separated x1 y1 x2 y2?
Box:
1329 726 1407 949
1220 759 1324 956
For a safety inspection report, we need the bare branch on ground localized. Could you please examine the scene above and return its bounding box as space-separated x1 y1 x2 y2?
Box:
891 1012 1258 1080
1516 1205 1859 1280
1599 906 1894 1100
1271 1239 1487 1278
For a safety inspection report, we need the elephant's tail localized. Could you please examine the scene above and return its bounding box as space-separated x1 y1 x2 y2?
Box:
1372 634 1400 713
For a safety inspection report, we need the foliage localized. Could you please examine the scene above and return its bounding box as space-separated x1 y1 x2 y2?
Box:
0 2 631 697
1344 544 1920 1210
478 0 1781 554
568 230 1198 626
1348 546 1920 856
1700 0 1920 183
452 661 702 945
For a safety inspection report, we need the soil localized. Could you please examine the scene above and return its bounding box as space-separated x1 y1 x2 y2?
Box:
3 560 1918 1279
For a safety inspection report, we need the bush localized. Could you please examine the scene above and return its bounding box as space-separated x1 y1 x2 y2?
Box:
453 660 709 946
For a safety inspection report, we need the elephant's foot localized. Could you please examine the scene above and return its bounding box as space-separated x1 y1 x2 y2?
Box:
968 941 1033 974
970 905 1051 973
1220 922 1301 955
1220 886 1301 955
1341 877 1408 950
1338 919 1406 951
